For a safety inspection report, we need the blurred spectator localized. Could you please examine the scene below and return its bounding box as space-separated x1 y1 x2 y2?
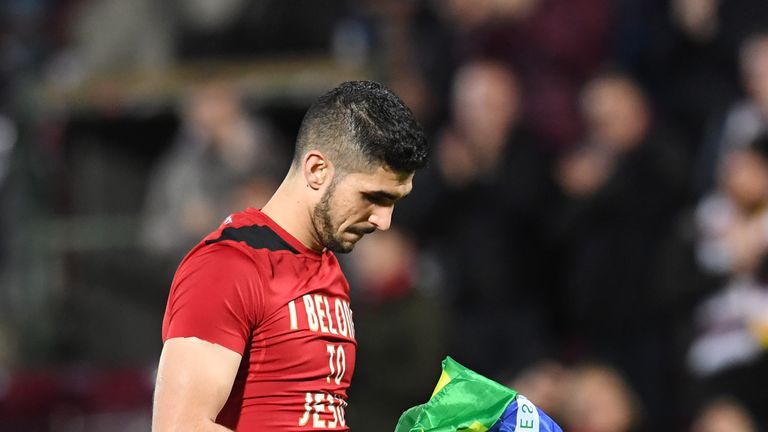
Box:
690 397 757 432
615 0 737 157
508 360 567 415
687 134 768 425
141 81 287 264
558 364 640 432
672 0 720 43
552 73 687 427
697 32 768 193
398 59 555 378
342 227 446 432
438 0 613 149
616 0 768 162
347 227 417 305
662 0 737 155
510 361 642 431
694 137 768 278
44 0 173 91
336 1 457 136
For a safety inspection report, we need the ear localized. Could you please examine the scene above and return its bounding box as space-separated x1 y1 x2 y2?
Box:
303 150 333 190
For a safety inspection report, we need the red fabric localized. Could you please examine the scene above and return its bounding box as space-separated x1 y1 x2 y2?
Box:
162 209 357 431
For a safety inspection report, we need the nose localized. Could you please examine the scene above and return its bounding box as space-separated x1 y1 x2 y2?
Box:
368 205 394 231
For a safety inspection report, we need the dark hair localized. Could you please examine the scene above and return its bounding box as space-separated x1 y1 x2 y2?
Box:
293 80 429 173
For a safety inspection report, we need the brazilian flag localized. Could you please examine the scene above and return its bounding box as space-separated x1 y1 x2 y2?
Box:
395 357 562 432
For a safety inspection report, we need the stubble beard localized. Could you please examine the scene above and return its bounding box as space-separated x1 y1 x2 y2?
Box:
312 180 353 254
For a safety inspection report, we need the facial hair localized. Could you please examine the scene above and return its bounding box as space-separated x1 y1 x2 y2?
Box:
312 179 353 253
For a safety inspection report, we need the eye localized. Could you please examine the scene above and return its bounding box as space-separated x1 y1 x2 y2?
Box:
363 192 394 206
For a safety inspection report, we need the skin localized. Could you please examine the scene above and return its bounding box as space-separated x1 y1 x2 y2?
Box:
581 76 650 153
152 338 240 432
263 150 413 253
439 61 520 187
152 149 413 431
742 36 768 113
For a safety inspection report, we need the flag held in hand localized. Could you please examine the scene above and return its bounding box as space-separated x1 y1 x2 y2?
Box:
395 357 562 432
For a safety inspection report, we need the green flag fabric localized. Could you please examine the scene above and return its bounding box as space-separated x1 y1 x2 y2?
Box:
395 357 518 432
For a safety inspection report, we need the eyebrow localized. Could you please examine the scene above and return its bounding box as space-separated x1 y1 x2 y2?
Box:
366 190 408 202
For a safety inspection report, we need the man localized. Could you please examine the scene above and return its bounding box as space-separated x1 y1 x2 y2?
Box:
152 81 429 431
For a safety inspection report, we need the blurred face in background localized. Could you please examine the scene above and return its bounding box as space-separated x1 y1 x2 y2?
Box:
741 35 768 111
671 0 719 41
347 227 415 302
452 61 521 154
186 82 242 143
722 149 768 211
691 399 756 432
580 75 650 152
561 366 636 432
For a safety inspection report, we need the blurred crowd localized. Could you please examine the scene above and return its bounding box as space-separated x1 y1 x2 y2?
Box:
3 0 768 431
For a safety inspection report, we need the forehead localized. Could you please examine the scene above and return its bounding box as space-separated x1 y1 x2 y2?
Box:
341 165 414 195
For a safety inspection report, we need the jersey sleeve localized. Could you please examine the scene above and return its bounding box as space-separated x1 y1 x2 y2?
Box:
162 245 264 354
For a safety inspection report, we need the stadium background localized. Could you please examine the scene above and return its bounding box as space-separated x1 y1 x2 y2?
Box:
1 0 768 431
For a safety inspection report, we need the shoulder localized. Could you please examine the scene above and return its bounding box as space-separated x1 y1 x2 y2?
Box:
201 210 301 255
181 242 258 274
205 224 300 255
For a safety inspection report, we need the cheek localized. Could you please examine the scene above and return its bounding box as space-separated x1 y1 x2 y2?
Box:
329 195 366 229
348 203 377 229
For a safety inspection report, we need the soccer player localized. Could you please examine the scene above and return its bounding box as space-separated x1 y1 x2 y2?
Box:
152 81 429 431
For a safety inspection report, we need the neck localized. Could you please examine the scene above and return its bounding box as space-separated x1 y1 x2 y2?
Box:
261 174 324 252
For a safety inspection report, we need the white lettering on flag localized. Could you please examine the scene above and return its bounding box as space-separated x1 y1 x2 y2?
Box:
516 395 540 432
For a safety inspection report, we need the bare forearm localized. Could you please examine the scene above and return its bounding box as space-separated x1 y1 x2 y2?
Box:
152 395 234 432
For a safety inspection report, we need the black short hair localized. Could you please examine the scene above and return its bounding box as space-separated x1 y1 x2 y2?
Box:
293 80 429 173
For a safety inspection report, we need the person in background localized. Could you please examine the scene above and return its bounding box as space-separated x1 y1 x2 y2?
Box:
558 364 640 432
690 397 758 432
508 359 567 416
398 59 555 378
439 0 613 150
510 361 641 432
553 72 688 430
697 32 768 193
687 134 768 427
342 227 445 432
141 81 287 264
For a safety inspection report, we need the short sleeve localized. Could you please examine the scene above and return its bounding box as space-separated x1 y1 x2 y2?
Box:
162 245 263 354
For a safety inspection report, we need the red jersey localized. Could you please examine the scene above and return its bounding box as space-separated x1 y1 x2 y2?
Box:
162 208 357 431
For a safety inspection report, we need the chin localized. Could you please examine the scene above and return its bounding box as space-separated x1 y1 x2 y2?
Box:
324 237 356 254
338 239 358 253
330 244 355 254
